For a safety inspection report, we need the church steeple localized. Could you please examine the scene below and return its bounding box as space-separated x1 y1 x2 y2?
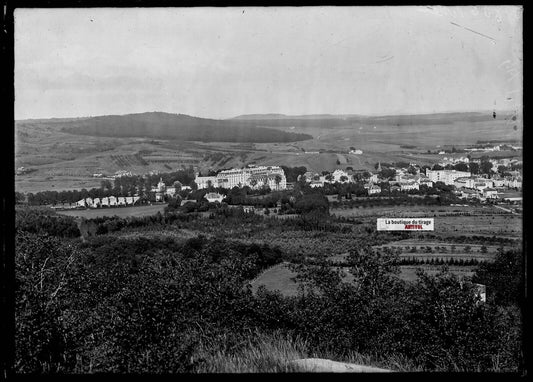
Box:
377 162 382 171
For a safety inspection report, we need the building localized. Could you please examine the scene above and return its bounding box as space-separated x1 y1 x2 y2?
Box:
195 166 287 190
483 188 498 199
425 169 471 185
349 149 363 154
205 192 224 203
400 181 419 191
195 175 217 190
108 196 117 206
332 169 351 183
368 184 381 195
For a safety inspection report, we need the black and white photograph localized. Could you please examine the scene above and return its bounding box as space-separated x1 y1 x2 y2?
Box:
8 5 524 375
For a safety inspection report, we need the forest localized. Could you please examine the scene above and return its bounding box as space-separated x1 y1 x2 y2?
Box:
13 203 525 373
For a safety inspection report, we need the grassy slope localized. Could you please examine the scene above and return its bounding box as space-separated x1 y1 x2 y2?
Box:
15 111 522 193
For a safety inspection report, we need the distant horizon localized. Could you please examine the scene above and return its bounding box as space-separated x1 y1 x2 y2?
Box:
15 7 522 121
14 108 519 122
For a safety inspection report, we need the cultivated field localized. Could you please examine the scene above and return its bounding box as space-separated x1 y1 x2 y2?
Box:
56 204 167 218
15 111 522 193
331 204 522 238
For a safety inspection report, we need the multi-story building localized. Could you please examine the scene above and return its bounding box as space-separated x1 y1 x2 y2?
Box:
425 169 471 185
195 166 287 190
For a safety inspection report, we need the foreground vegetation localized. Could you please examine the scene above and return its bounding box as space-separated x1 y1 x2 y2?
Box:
14 206 524 374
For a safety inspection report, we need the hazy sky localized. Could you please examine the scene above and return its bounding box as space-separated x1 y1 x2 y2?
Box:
15 6 522 120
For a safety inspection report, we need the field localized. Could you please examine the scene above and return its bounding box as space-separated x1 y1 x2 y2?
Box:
250 262 477 297
15 111 522 193
56 204 167 218
331 204 522 238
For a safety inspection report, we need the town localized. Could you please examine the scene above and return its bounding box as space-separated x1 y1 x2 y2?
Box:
19 153 521 211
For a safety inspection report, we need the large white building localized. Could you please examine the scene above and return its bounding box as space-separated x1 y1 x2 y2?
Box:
425 169 471 185
195 166 287 190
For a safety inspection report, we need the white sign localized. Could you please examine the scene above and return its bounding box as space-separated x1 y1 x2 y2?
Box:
377 218 434 231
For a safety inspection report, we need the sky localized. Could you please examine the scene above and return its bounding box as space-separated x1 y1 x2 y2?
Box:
14 6 522 120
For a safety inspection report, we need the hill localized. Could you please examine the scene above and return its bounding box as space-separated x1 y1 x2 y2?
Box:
230 111 516 128
58 112 313 143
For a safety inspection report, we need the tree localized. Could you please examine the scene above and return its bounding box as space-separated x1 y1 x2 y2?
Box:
15 192 26 204
379 168 396 181
100 179 113 191
454 163 469 172
325 174 334 183
469 162 480 175
274 174 282 190
432 164 444 170
472 249 524 306
340 175 348 183
480 161 493 175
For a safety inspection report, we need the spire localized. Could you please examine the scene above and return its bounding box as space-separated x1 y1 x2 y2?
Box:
377 162 382 171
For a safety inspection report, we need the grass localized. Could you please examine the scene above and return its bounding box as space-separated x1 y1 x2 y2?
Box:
193 331 413 373
250 263 300 297
194 331 309 373
251 262 479 297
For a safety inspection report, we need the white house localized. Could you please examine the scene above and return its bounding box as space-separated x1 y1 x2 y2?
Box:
400 182 419 191
483 188 498 199
205 192 224 203
108 196 117 206
165 187 176 197
117 197 126 206
195 175 217 190
368 184 381 195
332 169 350 183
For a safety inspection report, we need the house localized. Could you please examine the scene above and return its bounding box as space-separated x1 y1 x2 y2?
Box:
101 197 109 207
332 169 350 183
419 178 433 188
349 149 363 154
368 184 381 195
117 197 126 206
459 189 479 200
400 182 419 191
165 187 176 197
310 180 324 188
483 188 498 199
92 198 101 208
474 182 489 192
108 196 117 206
180 199 197 206
205 192 224 203
76 199 86 208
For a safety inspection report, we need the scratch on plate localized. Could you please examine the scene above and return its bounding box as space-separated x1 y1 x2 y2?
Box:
375 56 394 64
450 21 496 41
